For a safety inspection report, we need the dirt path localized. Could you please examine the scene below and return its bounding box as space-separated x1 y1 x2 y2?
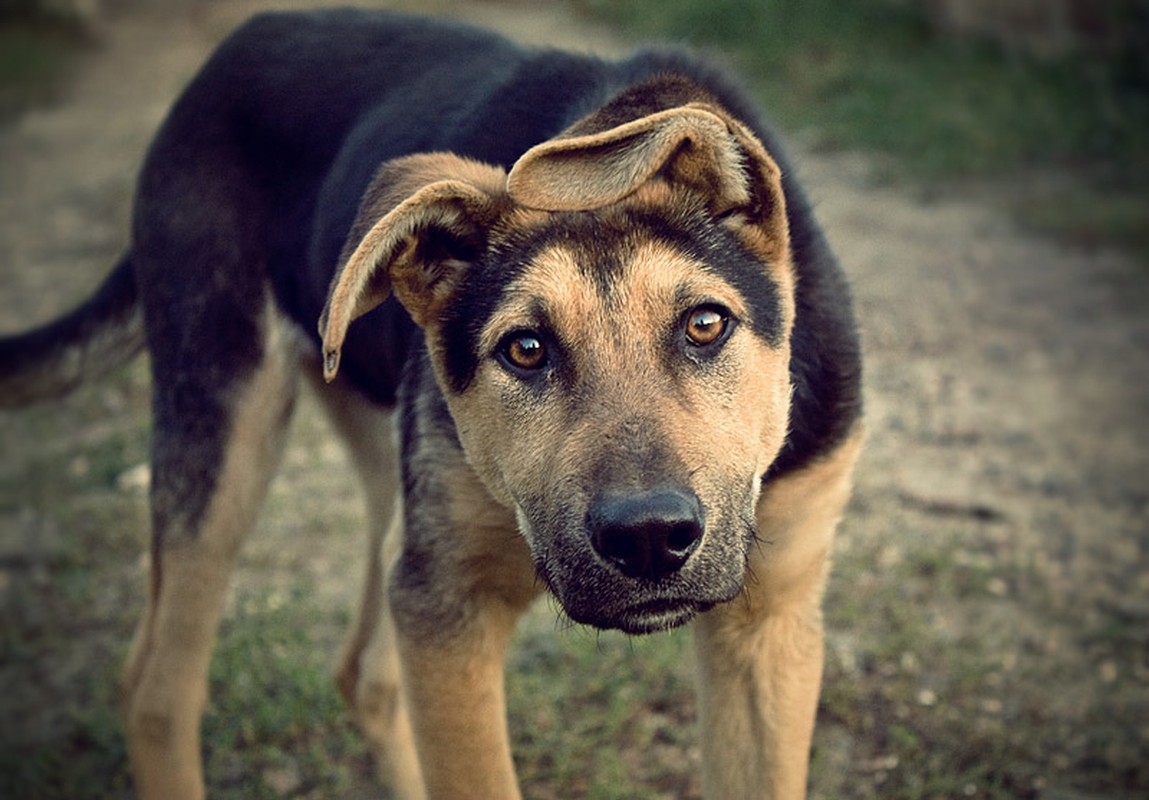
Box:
2 1 1146 797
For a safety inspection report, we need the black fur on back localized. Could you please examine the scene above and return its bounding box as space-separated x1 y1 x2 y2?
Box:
132 7 861 483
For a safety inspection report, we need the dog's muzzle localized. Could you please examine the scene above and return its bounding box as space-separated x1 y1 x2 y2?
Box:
522 482 750 635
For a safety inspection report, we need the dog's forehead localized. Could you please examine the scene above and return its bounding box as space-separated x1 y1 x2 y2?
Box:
479 238 742 353
437 204 786 394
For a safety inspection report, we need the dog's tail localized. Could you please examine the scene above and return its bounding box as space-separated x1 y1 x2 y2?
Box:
0 254 145 408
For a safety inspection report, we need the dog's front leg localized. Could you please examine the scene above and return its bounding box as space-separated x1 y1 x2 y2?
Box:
394 596 525 799
693 431 863 799
693 587 828 799
388 471 541 799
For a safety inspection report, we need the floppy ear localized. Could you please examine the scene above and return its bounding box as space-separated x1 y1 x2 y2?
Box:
507 102 790 263
507 105 749 212
319 154 507 382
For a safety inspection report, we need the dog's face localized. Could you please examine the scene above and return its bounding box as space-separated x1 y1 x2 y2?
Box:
321 98 796 633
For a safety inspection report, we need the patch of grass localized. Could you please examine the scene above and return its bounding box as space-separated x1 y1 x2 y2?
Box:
0 388 143 800
0 8 91 123
0 579 372 800
578 0 1149 174
578 0 1149 259
809 525 1149 800
508 613 698 798
1 372 374 799
0 680 133 800
203 585 371 800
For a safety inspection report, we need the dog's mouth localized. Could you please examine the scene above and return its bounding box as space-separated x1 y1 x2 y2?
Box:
548 574 735 635
609 598 713 635
555 592 710 635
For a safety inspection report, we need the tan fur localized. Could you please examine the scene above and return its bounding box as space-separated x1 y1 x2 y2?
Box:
449 235 792 530
694 427 865 798
398 609 523 800
120 301 299 800
507 105 750 214
320 155 509 378
478 246 599 358
705 111 796 273
399 459 538 799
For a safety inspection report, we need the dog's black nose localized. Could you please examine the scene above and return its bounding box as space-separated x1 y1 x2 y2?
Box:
588 489 703 581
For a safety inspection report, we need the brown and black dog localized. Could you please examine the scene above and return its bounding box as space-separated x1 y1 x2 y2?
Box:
0 8 863 799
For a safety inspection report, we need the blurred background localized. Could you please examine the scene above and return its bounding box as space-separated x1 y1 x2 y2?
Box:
585 0 1149 259
1 1 1146 798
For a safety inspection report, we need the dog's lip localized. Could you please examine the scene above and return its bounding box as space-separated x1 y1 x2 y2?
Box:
611 598 705 635
557 589 706 634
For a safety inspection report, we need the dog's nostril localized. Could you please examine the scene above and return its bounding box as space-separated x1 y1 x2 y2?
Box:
665 522 699 555
588 490 703 582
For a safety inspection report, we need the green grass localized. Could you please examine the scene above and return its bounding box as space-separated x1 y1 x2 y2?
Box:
808 520 1149 799
508 618 697 798
0 585 372 800
577 0 1149 260
201 586 371 800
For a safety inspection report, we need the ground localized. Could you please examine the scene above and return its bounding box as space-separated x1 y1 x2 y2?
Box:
1 1 1146 798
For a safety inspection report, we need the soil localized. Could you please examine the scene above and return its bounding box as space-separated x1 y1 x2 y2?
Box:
1 0 1146 797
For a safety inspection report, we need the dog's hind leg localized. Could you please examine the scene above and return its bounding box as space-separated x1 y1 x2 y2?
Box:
692 429 863 799
309 379 424 799
119 302 298 800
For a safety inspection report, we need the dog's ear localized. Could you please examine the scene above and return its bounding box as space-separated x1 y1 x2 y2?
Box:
507 103 790 265
320 154 507 382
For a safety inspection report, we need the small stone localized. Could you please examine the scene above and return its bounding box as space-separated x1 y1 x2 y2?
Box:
117 462 151 493
1099 660 1118 684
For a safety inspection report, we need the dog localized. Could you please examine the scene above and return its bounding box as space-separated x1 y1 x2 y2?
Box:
0 8 863 799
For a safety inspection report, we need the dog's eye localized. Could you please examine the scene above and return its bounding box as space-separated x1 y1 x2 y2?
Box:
500 332 547 372
684 306 729 347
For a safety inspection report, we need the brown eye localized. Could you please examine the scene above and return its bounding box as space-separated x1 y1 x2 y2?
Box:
502 333 546 371
685 306 729 347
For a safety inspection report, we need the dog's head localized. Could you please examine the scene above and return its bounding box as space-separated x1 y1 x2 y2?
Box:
321 84 796 634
